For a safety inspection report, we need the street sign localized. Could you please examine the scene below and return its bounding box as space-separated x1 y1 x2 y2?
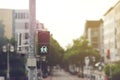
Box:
27 58 37 68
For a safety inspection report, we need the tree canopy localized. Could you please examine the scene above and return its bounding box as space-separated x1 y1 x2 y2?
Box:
0 20 5 37
47 35 64 66
63 36 100 66
0 37 26 78
104 62 120 78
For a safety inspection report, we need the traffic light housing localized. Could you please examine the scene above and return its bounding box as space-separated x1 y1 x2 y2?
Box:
38 31 50 55
106 49 110 59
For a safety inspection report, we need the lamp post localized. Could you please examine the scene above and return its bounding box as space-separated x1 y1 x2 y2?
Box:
2 43 14 80
85 56 95 80
84 56 90 79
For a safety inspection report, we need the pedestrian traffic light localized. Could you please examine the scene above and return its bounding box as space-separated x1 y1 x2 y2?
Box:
106 49 110 59
38 31 50 44
38 31 50 55
38 44 49 55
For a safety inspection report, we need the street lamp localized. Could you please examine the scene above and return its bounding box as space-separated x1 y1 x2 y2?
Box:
84 56 95 80
2 43 14 80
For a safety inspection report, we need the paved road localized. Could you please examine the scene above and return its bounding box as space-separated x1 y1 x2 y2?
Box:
43 69 86 80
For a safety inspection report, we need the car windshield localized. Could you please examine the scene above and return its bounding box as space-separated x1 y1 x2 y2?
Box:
0 0 120 80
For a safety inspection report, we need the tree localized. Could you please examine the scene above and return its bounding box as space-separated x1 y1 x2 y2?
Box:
0 20 5 37
47 35 64 67
63 36 100 69
10 53 26 77
104 62 120 80
0 37 27 79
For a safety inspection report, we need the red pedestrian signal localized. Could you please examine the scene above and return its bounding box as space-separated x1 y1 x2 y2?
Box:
38 31 50 44
38 31 50 55
106 49 110 59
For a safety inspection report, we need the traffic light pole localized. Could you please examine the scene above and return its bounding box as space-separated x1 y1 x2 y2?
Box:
27 0 37 80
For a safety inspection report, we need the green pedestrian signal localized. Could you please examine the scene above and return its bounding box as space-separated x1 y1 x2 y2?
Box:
40 46 48 53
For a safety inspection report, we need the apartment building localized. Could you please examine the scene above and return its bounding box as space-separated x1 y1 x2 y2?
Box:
114 1 120 62
0 9 13 39
13 10 30 54
84 20 103 54
103 1 120 62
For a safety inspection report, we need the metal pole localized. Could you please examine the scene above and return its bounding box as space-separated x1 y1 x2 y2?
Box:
27 0 37 80
7 44 10 80
40 58 43 80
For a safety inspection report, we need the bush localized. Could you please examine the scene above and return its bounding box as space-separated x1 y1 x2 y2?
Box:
104 63 120 78
112 73 120 80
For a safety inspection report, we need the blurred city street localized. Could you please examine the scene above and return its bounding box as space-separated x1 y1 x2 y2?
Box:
43 69 86 80
0 0 120 80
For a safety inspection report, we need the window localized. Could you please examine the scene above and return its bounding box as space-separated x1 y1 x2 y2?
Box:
18 47 22 51
92 31 99 37
19 33 22 45
36 23 39 29
26 13 29 19
25 23 29 29
18 13 20 19
23 13 25 19
24 33 29 39
15 13 18 19
21 13 24 19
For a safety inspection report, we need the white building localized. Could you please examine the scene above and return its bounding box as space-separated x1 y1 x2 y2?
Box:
84 20 103 54
13 10 46 54
103 1 120 62
114 1 120 61
13 10 30 54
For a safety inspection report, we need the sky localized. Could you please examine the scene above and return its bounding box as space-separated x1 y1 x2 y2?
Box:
0 0 119 49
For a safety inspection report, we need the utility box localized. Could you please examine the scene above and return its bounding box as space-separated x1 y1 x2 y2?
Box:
0 77 5 80
27 58 37 68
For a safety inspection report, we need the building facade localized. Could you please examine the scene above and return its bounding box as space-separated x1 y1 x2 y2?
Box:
13 10 30 54
103 1 120 62
0 9 46 54
114 1 120 62
13 10 46 54
84 20 103 54
0 9 13 39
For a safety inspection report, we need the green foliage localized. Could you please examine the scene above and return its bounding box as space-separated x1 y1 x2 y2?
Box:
0 53 26 77
9 37 17 46
0 20 5 37
47 35 64 66
104 63 120 77
0 37 26 77
0 37 8 46
0 53 7 76
64 36 100 66
10 54 26 77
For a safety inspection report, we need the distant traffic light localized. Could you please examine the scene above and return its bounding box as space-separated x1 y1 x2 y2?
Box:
38 31 50 55
106 49 110 59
